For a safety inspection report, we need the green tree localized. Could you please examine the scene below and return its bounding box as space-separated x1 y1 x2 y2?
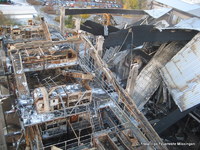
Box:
123 0 139 9
138 0 148 9
65 15 75 28
0 11 19 25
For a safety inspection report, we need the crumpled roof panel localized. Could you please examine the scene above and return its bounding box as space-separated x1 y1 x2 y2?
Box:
161 33 200 111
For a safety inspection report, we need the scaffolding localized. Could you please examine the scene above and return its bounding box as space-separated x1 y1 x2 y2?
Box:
0 21 169 150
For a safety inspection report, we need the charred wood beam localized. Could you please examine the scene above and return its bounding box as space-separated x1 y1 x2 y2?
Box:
154 106 199 134
0 102 7 150
81 20 119 36
126 64 139 94
5 131 21 137
103 25 198 50
130 42 185 110
41 17 52 41
65 8 146 15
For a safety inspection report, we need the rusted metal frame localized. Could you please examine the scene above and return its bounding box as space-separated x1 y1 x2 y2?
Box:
155 83 163 105
48 85 67 97
58 94 67 116
11 52 30 98
32 126 42 150
91 113 102 132
41 19 52 41
115 133 132 150
43 132 92 149
106 135 120 150
71 114 89 127
42 77 51 88
16 132 24 150
49 77 58 86
18 47 52 56
69 91 88 114
95 122 132 137
38 46 45 56
126 63 139 94
60 7 65 36
98 108 104 130
116 87 166 148
62 71 94 80
51 146 62 150
89 111 95 133
80 35 168 149
79 56 149 142
109 116 130 131
21 49 38 57
0 101 7 150
42 75 61 88
24 47 30 57
105 113 118 129
189 113 200 123
115 132 133 150
103 108 121 130
23 59 78 73
35 125 44 148
22 54 68 63
28 127 35 149
101 109 132 133
12 39 81 50
93 138 106 150
41 122 66 137
21 49 77 70
24 105 90 127
25 128 31 149
39 87 50 113
67 120 80 145
109 105 128 124
71 122 92 132
162 81 168 103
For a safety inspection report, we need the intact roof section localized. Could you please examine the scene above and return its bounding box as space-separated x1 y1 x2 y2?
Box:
144 8 172 19
154 0 200 17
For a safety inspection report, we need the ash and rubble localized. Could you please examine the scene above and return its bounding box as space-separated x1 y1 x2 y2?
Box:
0 5 200 150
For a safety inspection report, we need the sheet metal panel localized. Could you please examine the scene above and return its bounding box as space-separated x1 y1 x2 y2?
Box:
155 0 200 12
161 33 200 111
165 17 200 31
174 17 200 31
144 8 172 19
154 0 200 17
103 25 198 49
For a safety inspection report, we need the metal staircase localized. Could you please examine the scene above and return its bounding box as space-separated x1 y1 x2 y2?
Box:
11 52 30 99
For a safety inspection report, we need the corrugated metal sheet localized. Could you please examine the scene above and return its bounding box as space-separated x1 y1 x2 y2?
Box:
160 33 200 111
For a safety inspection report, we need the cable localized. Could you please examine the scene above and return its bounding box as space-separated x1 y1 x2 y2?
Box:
107 29 131 63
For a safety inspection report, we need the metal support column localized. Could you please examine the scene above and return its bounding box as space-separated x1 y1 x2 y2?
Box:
60 7 65 36
0 101 7 150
